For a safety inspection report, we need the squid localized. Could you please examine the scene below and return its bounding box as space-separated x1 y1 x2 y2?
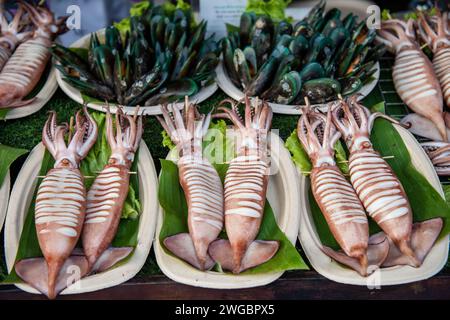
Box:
0 2 67 108
417 10 450 107
15 107 98 299
400 112 450 142
0 2 31 71
377 19 446 141
208 97 279 274
156 98 223 271
421 141 450 176
331 96 443 268
297 104 388 276
82 108 142 273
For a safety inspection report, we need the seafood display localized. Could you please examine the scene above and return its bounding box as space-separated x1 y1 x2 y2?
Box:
15 107 98 299
52 4 220 107
209 97 279 274
82 108 142 272
221 0 383 105
417 9 450 107
377 18 446 140
157 98 223 270
297 102 388 276
0 1 67 109
331 97 443 268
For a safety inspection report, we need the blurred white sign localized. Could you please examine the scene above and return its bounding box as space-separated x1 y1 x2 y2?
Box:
199 0 247 39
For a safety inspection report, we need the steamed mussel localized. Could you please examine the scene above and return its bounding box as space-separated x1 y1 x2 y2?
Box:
222 0 384 105
52 4 220 106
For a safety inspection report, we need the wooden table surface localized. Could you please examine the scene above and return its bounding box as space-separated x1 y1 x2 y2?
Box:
1 270 449 300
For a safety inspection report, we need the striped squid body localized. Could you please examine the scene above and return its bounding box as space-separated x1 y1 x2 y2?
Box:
417 10 450 107
298 106 389 276
15 107 98 299
0 2 67 108
331 97 443 268
82 109 143 273
377 19 446 140
157 99 223 271
209 98 279 274
0 3 32 71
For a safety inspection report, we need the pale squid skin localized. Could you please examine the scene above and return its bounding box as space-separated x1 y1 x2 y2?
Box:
417 10 450 107
377 19 446 141
0 2 67 108
157 98 224 271
15 107 98 299
0 3 32 71
331 97 443 268
82 108 143 273
421 141 450 176
298 106 389 276
208 97 279 274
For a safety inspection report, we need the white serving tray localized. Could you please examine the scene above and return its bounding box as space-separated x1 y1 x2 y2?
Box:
4 66 59 120
4 140 159 295
55 28 218 116
298 123 449 286
154 132 301 289
215 59 380 115
0 172 10 232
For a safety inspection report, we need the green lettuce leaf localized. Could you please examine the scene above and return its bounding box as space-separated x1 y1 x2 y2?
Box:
161 130 175 150
246 0 292 22
285 129 349 176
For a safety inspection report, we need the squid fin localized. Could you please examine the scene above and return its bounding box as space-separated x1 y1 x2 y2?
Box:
322 237 389 277
380 218 443 267
2 97 36 109
90 247 134 273
164 233 214 271
208 239 279 274
15 256 88 299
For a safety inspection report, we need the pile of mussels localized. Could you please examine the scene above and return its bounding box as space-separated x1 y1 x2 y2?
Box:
222 0 385 105
52 4 220 106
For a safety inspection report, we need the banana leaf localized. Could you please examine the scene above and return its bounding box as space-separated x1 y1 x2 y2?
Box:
158 120 308 274
0 144 28 186
288 118 450 250
3 111 141 283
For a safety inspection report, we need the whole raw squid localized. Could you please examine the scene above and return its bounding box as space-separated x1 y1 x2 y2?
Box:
0 2 31 71
417 10 450 107
297 104 388 276
82 108 142 273
421 141 450 176
377 19 446 140
157 98 223 271
0 2 67 108
331 96 443 267
400 112 450 142
208 97 279 274
15 107 98 299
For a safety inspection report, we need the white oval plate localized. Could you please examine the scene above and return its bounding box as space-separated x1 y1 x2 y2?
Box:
0 172 10 232
4 66 58 120
298 123 449 286
4 140 159 295
215 59 380 115
55 28 218 115
154 132 301 289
